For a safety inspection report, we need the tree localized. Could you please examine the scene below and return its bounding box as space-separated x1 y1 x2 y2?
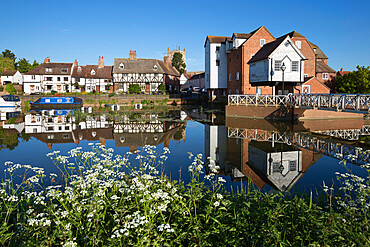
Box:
128 84 142 94
2 49 16 62
0 55 15 73
171 52 186 74
5 84 17 95
17 58 32 73
336 66 370 94
31 60 40 69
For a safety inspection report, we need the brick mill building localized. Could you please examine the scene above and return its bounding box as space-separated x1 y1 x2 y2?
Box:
205 26 336 99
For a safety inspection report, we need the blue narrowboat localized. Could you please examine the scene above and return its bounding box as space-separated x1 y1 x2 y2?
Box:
30 97 83 109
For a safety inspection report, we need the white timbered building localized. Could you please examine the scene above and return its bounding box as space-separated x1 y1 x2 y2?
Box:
113 51 180 93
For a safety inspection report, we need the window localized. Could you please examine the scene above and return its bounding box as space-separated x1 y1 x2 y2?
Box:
61 68 68 73
289 161 297 171
45 77 52 81
274 61 282 71
58 126 62 130
46 85 52 90
64 77 68 81
47 134 54 140
31 75 36 80
236 72 239 80
47 117 53 122
65 126 70 130
216 60 220 66
284 41 290 47
119 63 124 69
323 73 329 80
304 74 308 78
46 68 52 73
47 126 54 131
295 41 302 49
153 65 158 70
273 162 280 173
229 74 231 81
216 46 220 51
91 69 96 75
292 61 299 72
57 77 60 81
257 88 262 94
77 66 82 72
251 54 254 58
62 134 70 139
260 39 265 46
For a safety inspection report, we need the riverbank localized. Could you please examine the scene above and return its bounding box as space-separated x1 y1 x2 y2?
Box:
1 146 369 246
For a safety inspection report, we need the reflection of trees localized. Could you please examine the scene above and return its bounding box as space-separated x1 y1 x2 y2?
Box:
174 126 186 140
0 127 19 150
20 132 31 142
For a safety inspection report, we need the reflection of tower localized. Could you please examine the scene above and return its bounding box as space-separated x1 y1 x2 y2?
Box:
204 125 228 173
167 46 186 67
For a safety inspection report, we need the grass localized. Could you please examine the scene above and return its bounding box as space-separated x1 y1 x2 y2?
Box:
0 146 369 246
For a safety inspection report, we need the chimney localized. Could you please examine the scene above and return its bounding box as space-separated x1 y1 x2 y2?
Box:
129 50 137 60
98 56 104 68
164 55 169 65
3 68 8 71
74 59 78 66
184 48 185 52
340 68 343 72
44 57 50 63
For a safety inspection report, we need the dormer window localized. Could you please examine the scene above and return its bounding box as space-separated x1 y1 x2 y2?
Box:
284 41 290 47
77 66 82 72
91 69 96 75
119 63 124 70
295 41 302 49
61 68 68 73
46 68 52 73
153 65 158 71
313 48 317 52
260 39 265 47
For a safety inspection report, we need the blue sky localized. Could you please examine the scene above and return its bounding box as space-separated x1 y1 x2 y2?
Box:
1 0 369 71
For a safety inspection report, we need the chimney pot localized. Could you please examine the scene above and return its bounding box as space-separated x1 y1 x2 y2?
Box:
340 68 343 71
44 57 50 63
3 68 8 71
129 50 137 60
164 55 169 65
74 59 78 66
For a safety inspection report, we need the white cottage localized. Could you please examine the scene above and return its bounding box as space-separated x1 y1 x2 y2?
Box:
71 57 113 93
1 69 23 85
248 35 306 95
23 57 74 94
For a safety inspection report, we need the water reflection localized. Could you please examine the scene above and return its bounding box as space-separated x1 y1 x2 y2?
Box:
1 107 369 192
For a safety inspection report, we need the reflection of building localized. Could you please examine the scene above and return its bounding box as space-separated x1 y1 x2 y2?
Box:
205 125 227 169
113 114 186 153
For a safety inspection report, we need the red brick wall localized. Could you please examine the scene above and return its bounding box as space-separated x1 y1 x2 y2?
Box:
227 48 242 94
291 37 316 77
241 26 275 94
316 72 336 92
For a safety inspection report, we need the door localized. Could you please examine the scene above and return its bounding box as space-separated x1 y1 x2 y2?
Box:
146 83 150 93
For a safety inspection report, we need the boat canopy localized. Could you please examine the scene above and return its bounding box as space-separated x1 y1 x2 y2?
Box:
1 95 20 102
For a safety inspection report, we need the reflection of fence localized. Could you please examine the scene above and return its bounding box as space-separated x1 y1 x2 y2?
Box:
227 127 370 166
228 94 370 113
314 125 370 140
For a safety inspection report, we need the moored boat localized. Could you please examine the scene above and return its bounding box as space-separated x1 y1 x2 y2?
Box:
30 97 83 109
0 95 21 108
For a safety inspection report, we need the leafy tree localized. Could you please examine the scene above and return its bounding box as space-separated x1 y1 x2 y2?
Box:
336 66 370 93
31 60 40 69
0 55 15 73
2 49 16 61
128 84 142 94
0 127 19 151
158 83 166 93
171 52 186 74
17 58 32 73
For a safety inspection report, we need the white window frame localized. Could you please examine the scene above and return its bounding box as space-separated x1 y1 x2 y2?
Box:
46 68 52 73
292 61 299 72
295 41 302 49
274 61 282 71
236 72 239 80
260 39 265 47
323 73 329 80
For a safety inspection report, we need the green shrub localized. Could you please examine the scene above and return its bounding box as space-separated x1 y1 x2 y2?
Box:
0 146 369 246
0 86 3 91
129 84 141 94
158 83 166 93
5 84 17 95
108 92 115 97
51 90 57 95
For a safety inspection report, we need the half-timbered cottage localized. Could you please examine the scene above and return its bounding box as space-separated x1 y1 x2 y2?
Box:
113 51 180 93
